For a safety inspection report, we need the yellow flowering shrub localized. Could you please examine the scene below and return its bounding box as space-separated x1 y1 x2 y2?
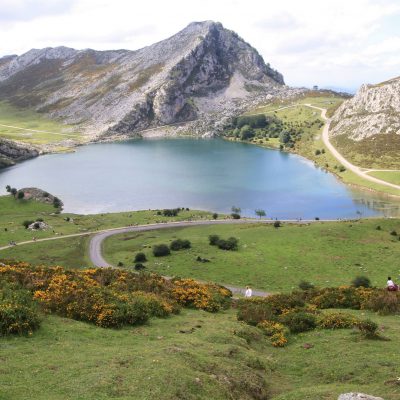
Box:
317 312 358 329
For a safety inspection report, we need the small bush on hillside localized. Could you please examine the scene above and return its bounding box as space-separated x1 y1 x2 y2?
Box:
298 280 315 291
134 263 146 271
209 235 220 246
17 191 24 199
153 244 170 257
117 261 124 267
355 319 379 339
217 237 238 251
352 276 371 288
280 311 317 333
0 283 41 336
170 239 191 251
231 213 241 219
273 221 281 228
317 312 357 329
390 230 397 236
376 225 381 230
22 220 34 229
212 213 218 220
134 252 147 263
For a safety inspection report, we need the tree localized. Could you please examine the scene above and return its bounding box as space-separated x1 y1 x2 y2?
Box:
279 131 291 144
231 206 241 214
255 209 266 219
10 188 17 197
17 191 24 199
5 185 11 193
212 213 218 220
153 244 170 257
240 125 255 140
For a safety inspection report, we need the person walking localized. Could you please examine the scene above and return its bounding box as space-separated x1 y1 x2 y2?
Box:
387 276 398 291
245 286 252 298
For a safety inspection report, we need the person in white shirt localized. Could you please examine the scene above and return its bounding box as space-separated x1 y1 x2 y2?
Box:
245 286 252 298
387 276 398 291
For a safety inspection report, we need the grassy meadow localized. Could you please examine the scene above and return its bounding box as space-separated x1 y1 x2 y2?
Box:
102 220 400 292
0 194 215 248
1 308 399 400
0 101 83 146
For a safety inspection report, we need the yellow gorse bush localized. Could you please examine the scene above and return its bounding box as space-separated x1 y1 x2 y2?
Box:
0 263 232 331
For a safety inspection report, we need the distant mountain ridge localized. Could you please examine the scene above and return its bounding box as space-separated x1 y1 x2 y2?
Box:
330 76 400 140
0 21 289 139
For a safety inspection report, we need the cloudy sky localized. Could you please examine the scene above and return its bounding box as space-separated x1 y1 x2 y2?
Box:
1 0 399 91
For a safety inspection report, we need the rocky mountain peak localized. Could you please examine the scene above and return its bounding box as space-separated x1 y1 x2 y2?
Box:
0 21 286 138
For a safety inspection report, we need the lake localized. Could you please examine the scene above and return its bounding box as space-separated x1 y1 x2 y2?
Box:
0 138 399 219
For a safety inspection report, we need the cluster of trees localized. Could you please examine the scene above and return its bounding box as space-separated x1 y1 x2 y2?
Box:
5 185 24 199
156 208 190 217
224 113 324 150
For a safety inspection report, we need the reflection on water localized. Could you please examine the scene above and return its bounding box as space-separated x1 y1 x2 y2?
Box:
0 138 399 219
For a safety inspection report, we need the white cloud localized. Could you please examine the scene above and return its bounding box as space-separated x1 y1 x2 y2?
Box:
0 0 399 90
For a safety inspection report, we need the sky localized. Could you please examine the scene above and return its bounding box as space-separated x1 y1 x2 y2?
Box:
1 0 400 92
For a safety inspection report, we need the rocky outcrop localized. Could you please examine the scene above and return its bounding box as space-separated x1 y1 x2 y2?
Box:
0 21 287 139
338 393 384 400
330 76 400 140
0 139 39 168
19 187 63 208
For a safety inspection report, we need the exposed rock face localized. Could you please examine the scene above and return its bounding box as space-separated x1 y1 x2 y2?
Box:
0 21 287 138
0 139 39 168
19 187 63 208
338 393 384 400
330 76 400 140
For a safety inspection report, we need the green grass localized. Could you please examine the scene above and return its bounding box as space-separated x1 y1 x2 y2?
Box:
332 133 400 170
1 309 399 400
0 194 216 248
368 171 400 186
0 101 83 145
0 236 92 267
103 220 400 292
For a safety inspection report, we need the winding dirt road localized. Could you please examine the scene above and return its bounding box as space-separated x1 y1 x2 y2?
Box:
305 104 400 192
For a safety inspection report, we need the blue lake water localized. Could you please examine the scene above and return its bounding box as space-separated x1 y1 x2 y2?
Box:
0 138 399 219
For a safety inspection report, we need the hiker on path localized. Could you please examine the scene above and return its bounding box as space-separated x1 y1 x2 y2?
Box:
387 277 398 291
245 286 252 298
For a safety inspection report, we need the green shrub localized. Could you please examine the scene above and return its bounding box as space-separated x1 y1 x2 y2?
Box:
390 230 397 236
170 239 191 251
237 299 276 326
212 213 218 220
317 312 357 329
298 280 314 291
273 221 281 228
209 235 220 246
152 244 171 257
352 276 371 288
162 208 180 217
356 319 379 339
217 237 239 251
280 311 317 333
231 213 241 219
22 220 34 229
134 252 147 263
0 283 41 336
134 263 146 271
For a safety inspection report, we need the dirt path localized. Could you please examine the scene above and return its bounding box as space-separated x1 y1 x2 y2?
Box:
304 104 400 192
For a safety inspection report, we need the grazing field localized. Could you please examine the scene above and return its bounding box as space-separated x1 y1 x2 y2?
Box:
0 101 82 145
0 194 215 247
1 309 399 400
103 220 400 292
368 171 400 185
